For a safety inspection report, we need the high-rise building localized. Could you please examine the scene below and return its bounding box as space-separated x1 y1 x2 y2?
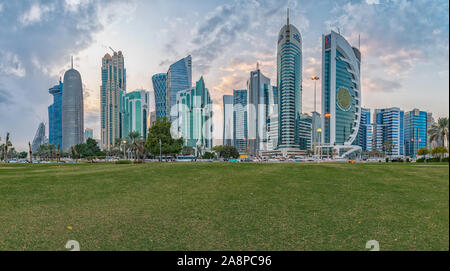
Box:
404 108 430 157
84 128 93 142
166 55 192 121
32 122 48 153
175 77 213 150
321 31 362 157
426 112 433 149
277 9 302 152
233 89 248 153
62 59 84 152
311 111 321 148
152 73 167 119
298 113 312 151
267 86 279 151
121 90 150 139
149 111 157 128
223 95 234 146
101 50 126 150
48 80 63 148
247 65 271 156
373 107 404 156
358 108 373 151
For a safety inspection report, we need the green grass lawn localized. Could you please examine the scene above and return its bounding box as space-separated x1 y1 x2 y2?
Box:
0 162 448 251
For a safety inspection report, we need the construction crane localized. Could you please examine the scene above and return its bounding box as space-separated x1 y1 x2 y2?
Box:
109 46 116 54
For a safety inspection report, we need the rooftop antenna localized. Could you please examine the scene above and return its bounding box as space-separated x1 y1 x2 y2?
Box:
287 8 290 25
337 27 340 35
358 34 361 50
257 62 260 70
109 46 116 54
71 56 73 69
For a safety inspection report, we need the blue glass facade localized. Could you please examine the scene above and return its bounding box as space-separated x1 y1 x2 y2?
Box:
404 109 428 157
277 18 302 149
152 73 167 119
48 80 63 148
166 55 192 121
298 114 312 150
358 108 372 151
373 108 404 156
233 89 248 153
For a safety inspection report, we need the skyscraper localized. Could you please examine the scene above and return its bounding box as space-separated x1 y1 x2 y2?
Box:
267 86 279 151
233 89 248 153
358 108 373 151
121 90 150 139
84 128 93 142
321 31 362 157
152 73 167 119
311 111 321 148
404 108 430 157
101 50 126 150
223 95 234 146
373 107 404 156
277 9 302 152
166 55 192 121
62 58 84 152
175 77 213 150
32 122 48 153
298 113 312 151
48 79 63 148
247 65 271 156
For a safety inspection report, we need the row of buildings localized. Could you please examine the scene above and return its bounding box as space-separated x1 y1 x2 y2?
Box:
221 10 434 158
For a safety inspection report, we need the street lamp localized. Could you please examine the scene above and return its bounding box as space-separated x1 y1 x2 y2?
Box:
317 128 322 162
311 76 320 113
122 140 127 159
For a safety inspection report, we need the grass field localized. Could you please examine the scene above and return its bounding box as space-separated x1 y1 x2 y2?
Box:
0 162 448 251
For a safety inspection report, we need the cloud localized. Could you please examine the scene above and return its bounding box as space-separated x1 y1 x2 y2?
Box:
363 77 402 93
0 50 26 77
0 88 12 105
20 3 55 26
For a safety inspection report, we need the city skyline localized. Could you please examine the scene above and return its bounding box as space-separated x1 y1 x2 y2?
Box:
0 0 448 151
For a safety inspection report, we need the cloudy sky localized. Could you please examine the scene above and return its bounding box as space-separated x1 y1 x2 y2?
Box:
0 0 448 151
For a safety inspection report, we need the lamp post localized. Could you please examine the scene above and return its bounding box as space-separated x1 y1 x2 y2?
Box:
311 76 320 113
122 140 127 159
317 128 322 162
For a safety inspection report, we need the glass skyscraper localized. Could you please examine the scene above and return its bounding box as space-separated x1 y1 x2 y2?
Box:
32 122 48 153
404 108 430 157
223 95 234 146
121 90 150 140
152 73 167 119
321 31 362 157
48 80 63 148
84 128 93 142
101 51 126 150
298 113 312 151
175 77 213 150
62 61 84 152
166 55 192 121
373 107 404 156
358 108 373 151
247 66 271 156
233 89 248 153
277 10 302 151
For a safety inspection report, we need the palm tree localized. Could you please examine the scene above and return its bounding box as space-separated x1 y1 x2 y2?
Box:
429 117 449 149
127 131 142 162
28 142 33 163
4 132 11 162
382 140 394 157
56 144 60 162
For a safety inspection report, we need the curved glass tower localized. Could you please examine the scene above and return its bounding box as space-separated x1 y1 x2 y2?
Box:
62 61 84 152
166 55 192 121
277 9 302 150
321 31 361 157
152 73 167 119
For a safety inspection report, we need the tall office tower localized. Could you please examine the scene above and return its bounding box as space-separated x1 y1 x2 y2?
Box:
32 122 48 153
373 107 404 156
233 89 248 153
426 112 433 149
321 31 362 157
223 95 234 146
311 112 321 148
101 50 126 150
404 108 430 157
298 113 312 150
62 59 84 152
48 80 63 148
267 86 279 151
247 65 271 156
84 128 93 142
358 108 373 151
152 73 167 119
175 77 213 150
277 9 302 152
121 90 150 139
166 55 192 121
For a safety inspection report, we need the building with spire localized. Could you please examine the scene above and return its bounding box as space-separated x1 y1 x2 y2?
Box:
62 57 84 151
276 9 303 156
101 50 126 150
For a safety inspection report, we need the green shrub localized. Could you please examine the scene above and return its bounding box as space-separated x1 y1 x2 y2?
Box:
133 160 144 164
406 158 410 163
426 157 441 163
442 157 449 163
385 158 389 163
115 160 132 164
416 158 425 163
